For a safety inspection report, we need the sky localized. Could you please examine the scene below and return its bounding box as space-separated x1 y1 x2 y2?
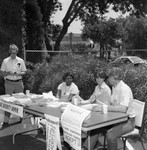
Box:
52 0 126 34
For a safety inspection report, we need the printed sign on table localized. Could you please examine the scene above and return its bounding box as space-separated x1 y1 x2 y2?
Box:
0 100 23 117
61 104 91 150
45 114 62 150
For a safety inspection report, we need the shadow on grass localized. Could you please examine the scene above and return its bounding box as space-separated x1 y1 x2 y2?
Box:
0 133 46 150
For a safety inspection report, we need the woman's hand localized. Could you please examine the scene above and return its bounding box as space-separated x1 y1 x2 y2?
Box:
92 104 103 112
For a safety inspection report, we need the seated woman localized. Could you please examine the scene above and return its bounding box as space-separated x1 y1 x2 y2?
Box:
77 71 111 105
56 72 79 102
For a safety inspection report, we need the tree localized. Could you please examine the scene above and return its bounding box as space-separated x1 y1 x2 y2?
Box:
25 0 61 50
53 0 147 51
25 0 44 50
37 0 62 50
24 0 62 62
82 17 127 59
0 0 23 56
122 16 147 58
0 0 146 56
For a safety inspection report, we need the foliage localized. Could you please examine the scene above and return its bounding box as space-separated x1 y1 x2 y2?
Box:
0 0 23 55
122 16 147 58
51 24 62 41
54 0 147 51
82 17 127 59
24 54 147 102
0 0 146 56
24 54 107 99
25 0 44 50
60 43 89 52
0 75 5 95
25 0 61 51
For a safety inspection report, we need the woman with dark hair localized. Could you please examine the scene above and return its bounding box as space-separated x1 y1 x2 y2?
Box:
80 71 111 105
56 72 79 102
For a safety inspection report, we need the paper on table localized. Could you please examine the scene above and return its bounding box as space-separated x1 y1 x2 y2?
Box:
59 102 69 107
84 113 91 120
14 97 32 106
2 96 18 102
12 93 25 96
46 101 61 107
0 94 11 99
31 94 43 99
43 91 59 101
12 93 27 99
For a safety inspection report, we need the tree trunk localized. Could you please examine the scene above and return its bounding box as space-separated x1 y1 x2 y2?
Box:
108 50 111 60
100 43 105 59
54 25 68 51
42 0 53 51
44 31 53 50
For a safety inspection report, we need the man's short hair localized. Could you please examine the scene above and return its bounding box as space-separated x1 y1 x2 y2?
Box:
9 44 18 51
107 67 123 80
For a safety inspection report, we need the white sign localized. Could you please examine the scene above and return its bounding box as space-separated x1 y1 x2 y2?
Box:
0 100 23 117
61 104 91 150
45 114 62 150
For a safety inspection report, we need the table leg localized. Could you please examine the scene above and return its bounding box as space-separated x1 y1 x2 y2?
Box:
88 131 91 150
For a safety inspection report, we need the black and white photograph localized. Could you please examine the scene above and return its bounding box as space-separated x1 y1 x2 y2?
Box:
0 0 147 150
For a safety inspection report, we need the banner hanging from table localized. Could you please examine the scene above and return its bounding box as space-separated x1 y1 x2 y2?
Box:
45 114 62 150
61 104 91 150
0 100 23 117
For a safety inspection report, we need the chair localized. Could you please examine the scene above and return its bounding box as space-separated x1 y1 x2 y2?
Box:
121 99 146 150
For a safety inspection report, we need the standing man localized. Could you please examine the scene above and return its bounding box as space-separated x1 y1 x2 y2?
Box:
0 44 26 129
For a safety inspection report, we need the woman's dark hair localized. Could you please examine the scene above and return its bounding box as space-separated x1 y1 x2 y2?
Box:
62 72 74 81
107 67 123 80
94 71 108 81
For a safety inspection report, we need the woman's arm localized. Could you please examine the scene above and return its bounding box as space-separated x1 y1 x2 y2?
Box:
68 93 76 101
56 89 61 99
93 104 127 113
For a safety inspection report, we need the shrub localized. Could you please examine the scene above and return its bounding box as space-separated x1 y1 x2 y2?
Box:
0 75 5 95
32 53 107 99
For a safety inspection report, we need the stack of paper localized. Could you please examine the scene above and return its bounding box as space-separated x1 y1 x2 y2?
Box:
46 101 61 107
12 93 26 98
31 94 43 99
0 94 11 100
2 96 17 103
42 91 59 101
14 97 32 106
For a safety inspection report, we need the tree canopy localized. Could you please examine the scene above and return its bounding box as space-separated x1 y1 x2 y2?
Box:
122 16 147 58
0 0 23 56
54 0 147 51
82 17 128 59
0 0 147 58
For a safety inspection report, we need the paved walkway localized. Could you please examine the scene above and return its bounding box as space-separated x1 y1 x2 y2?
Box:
0 116 147 150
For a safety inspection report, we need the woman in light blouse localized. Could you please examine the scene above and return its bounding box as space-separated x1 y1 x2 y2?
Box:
80 71 111 105
56 72 79 102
